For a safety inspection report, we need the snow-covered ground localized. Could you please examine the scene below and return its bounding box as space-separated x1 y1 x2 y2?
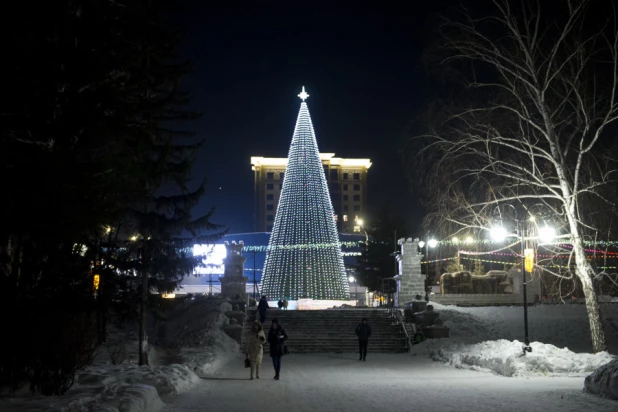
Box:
162 353 617 412
414 302 618 399
2 301 617 410
0 296 239 412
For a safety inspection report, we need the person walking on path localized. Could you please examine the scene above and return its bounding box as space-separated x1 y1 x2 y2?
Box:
277 299 283 309
267 318 288 380
355 318 372 361
282 298 288 310
245 320 266 380
257 296 269 324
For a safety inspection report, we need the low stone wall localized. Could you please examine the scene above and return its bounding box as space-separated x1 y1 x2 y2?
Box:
430 292 537 306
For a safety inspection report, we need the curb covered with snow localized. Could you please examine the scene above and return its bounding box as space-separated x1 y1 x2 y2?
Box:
585 359 618 400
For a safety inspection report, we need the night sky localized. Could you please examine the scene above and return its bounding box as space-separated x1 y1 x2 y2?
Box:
169 2 457 234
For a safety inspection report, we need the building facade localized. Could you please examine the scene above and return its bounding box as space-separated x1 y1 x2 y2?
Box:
251 153 371 233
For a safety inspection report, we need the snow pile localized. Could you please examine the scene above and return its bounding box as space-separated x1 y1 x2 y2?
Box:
0 296 239 412
431 339 615 377
428 302 618 353
413 302 618 384
155 297 239 376
585 359 618 400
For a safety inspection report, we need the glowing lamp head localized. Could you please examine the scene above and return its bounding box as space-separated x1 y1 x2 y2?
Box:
428 239 438 248
452 237 459 244
538 226 557 243
490 226 508 242
357 219 364 227
465 236 473 244
348 276 356 283
418 240 426 248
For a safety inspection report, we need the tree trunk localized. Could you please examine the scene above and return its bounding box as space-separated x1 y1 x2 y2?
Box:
570 227 607 353
138 268 149 365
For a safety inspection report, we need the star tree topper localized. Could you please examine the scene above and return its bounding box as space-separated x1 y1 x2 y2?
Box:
298 86 310 101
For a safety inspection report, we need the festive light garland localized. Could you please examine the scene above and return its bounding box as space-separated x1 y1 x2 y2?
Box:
460 250 604 259
558 244 618 255
423 255 618 270
241 241 363 254
260 93 349 300
420 257 457 265
437 239 618 247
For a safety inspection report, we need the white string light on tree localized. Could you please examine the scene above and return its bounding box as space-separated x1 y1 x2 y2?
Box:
260 87 350 300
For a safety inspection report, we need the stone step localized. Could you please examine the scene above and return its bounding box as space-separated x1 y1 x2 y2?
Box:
241 309 407 353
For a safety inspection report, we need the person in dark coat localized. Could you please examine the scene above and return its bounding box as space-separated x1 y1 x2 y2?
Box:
257 296 269 324
277 299 283 309
355 318 372 361
267 318 288 380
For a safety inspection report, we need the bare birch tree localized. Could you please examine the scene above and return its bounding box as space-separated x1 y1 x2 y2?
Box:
415 0 618 352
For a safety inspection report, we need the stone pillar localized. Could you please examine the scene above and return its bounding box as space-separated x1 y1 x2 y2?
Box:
220 241 249 301
394 238 425 306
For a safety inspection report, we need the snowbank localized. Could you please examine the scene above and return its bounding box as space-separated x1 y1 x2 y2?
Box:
0 296 239 412
431 339 615 377
585 359 618 400
427 302 618 353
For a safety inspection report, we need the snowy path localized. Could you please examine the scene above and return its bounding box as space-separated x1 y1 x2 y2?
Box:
161 353 616 412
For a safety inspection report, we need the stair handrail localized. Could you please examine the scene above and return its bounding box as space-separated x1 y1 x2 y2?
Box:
385 306 410 350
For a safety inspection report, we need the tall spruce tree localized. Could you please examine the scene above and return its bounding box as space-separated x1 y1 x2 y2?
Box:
1 0 224 391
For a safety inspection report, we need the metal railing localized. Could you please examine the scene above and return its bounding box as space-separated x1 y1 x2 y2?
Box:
386 306 410 350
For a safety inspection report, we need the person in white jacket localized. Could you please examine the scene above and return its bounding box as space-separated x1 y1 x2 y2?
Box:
245 320 266 379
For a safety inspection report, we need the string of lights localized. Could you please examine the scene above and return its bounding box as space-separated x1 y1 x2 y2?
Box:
260 91 349 300
240 241 364 253
421 255 617 270
437 239 618 247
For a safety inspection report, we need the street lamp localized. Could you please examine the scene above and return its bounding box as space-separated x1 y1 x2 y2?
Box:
357 219 369 249
419 237 438 301
489 208 556 355
348 276 357 305
538 225 557 244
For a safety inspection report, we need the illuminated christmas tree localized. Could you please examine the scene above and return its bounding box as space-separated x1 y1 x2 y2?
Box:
261 87 350 301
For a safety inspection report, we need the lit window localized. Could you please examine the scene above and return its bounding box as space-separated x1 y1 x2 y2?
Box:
267 172 274 179
354 215 359 222
343 215 348 222
334 214 338 221
354 225 361 232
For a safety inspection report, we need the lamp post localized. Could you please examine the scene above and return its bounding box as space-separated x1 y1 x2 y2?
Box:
349 276 357 305
357 219 369 250
418 238 438 301
490 207 555 355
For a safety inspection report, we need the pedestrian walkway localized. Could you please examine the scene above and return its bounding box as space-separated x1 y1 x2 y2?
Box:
161 353 616 412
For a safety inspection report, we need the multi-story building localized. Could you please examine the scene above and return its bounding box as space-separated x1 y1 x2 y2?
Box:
251 153 372 233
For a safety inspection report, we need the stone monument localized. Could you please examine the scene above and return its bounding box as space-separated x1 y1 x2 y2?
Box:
394 238 425 306
220 241 249 301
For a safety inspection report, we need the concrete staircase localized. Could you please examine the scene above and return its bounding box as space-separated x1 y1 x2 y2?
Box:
243 309 408 353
